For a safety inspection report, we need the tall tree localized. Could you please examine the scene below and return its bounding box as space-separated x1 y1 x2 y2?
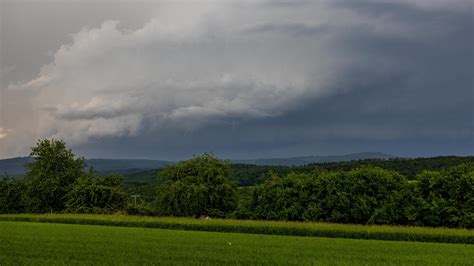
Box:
156 153 237 217
25 139 90 212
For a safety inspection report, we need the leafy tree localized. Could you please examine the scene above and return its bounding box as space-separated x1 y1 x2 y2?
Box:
416 163 474 228
250 172 308 220
66 175 128 214
367 180 426 226
228 156 474 186
24 139 91 212
156 153 237 217
246 167 410 224
0 177 28 213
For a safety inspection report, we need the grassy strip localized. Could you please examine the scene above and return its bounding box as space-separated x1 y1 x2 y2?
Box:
0 214 472 244
2 221 473 265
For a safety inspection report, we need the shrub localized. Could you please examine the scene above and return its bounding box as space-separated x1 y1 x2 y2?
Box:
245 167 418 225
66 175 128 214
156 153 237 217
416 163 474 228
0 177 28 213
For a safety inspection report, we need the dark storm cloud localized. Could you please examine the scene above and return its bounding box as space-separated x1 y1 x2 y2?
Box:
1 0 472 159
240 23 329 37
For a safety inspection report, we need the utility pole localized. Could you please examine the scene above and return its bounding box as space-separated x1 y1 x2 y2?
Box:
131 195 140 206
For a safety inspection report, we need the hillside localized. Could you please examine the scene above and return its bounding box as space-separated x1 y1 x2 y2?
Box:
233 152 394 166
0 152 393 177
0 157 172 177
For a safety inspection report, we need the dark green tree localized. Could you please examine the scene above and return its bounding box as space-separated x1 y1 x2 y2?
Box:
156 153 237 217
250 172 308 220
416 163 474 228
0 177 28 213
66 175 128 214
246 167 411 224
24 139 90 212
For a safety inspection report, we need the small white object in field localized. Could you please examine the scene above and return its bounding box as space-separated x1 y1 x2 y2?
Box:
228 242 232 246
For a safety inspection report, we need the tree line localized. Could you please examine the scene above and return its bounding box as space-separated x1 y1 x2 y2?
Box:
233 165 473 228
121 156 474 187
1 139 472 228
0 139 127 214
231 156 474 186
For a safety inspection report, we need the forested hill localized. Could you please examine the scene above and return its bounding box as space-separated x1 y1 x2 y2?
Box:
3 155 473 186
121 156 474 186
0 152 391 177
307 156 474 178
0 157 172 177
233 152 393 166
232 156 474 186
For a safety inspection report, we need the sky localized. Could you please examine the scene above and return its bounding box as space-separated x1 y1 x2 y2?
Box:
0 0 473 160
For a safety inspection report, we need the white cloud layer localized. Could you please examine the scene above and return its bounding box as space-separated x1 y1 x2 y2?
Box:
5 2 339 146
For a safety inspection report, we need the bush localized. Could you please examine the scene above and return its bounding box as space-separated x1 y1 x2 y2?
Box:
66 175 128 214
126 203 157 216
416 163 474 228
244 167 410 224
156 153 237 217
0 177 28 213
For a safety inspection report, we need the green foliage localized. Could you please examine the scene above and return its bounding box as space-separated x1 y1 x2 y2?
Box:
230 156 474 186
24 139 90 212
2 140 473 229
416 163 474 228
0 177 28 213
309 156 474 179
126 202 157 216
65 175 128 214
124 182 158 202
231 164 296 186
230 186 256 219
0 139 128 215
238 165 474 228
118 156 473 187
121 169 162 183
249 172 308 220
368 181 425 226
156 153 237 217
247 167 411 224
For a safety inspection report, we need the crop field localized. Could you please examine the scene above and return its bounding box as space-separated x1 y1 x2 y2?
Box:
1 221 473 265
0 214 472 244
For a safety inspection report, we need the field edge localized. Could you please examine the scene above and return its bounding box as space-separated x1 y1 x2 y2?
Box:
0 214 472 244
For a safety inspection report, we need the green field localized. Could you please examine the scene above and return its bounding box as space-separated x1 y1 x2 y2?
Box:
1 221 473 265
0 214 472 244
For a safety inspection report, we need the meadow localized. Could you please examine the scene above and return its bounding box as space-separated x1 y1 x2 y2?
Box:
0 214 472 244
1 221 473 265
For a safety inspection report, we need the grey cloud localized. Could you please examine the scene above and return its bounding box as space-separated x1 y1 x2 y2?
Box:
240 23 329 37
1 0 472 159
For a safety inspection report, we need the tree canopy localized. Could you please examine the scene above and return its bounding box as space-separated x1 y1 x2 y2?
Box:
156 153 237 217
0 139 128 214
24 139 90 212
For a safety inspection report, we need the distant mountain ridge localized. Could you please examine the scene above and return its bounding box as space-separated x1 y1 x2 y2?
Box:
86 158 172 172
0 152 393 177
0 157 172 177
233 152 395 166
0 157 33 177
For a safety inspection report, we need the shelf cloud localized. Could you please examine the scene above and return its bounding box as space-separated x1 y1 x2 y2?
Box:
1 0 472 159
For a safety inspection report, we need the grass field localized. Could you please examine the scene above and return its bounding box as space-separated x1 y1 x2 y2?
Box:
0 214 472 244
1 221 473 265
